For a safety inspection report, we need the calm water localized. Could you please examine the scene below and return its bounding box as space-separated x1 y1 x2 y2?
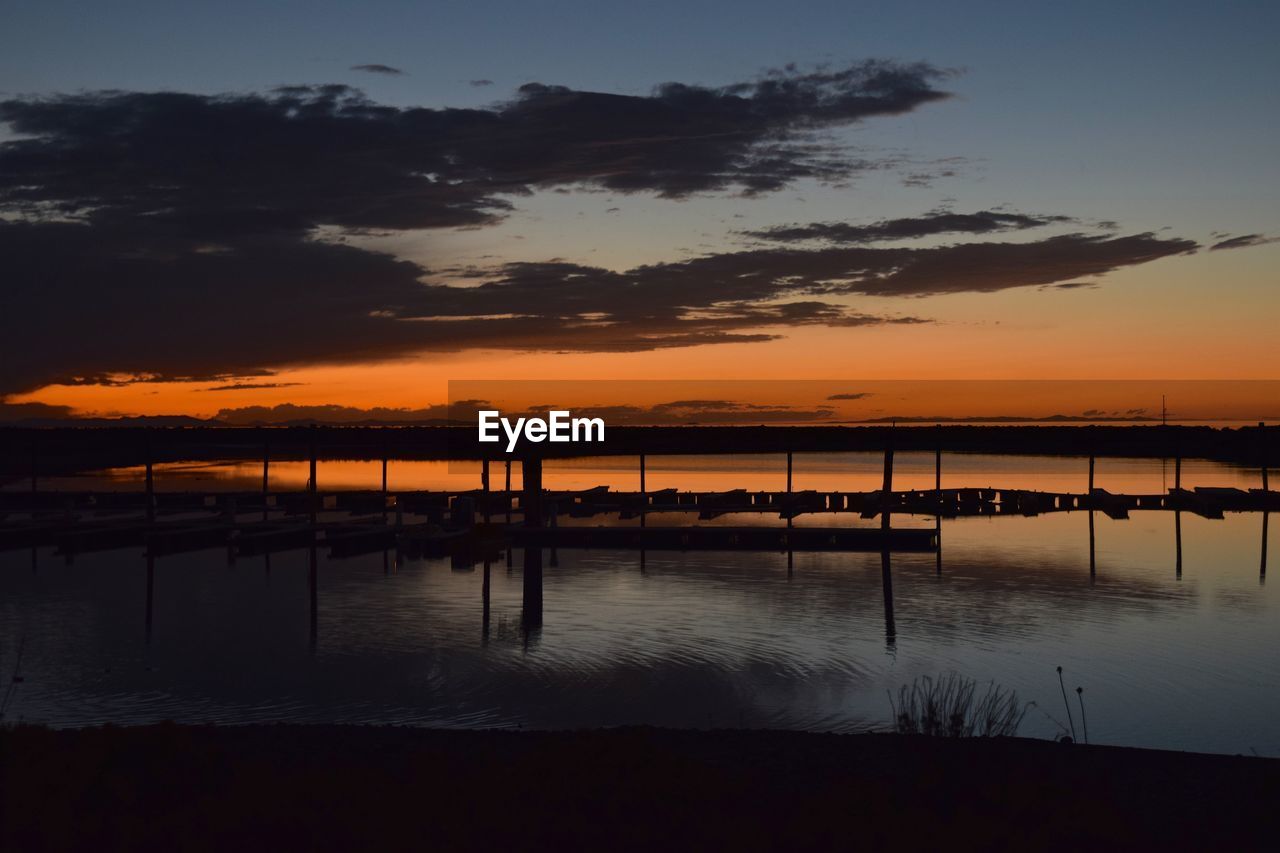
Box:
1 454 1275 756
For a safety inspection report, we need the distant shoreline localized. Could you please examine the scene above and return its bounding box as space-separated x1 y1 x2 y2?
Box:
1 423 1274 476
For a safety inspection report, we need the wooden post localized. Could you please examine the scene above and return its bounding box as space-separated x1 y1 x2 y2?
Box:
1175 456 1182 492
144 431 155 525
1261 422 1269 492
881 549 896 647
262 439 270 521
380 450 389 522
505 460 512 524
1088 455 1095 493
935 447 942 574
640 454 647 529
786 452 793 493
881 446 894 533
482 457 491 523
308 426 318 525
522 457 543 528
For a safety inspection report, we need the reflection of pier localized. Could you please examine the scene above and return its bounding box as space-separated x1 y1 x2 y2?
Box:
510 525 935 552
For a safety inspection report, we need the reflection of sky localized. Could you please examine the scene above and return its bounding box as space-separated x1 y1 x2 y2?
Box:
0 504 1274 754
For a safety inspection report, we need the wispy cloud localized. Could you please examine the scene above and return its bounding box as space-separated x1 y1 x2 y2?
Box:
742 209 1074 244
350 63 404 75
1209 233 1278 251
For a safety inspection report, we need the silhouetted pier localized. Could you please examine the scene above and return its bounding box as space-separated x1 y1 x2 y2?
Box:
2 421 1274 577
9 442 1270 654
2 480 1275 557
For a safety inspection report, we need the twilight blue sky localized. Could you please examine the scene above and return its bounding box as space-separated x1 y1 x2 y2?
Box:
1 0 1277 418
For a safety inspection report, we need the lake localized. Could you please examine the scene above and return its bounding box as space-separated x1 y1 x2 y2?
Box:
1 453 1274 756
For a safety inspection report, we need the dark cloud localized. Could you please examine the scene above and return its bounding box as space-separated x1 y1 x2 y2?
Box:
1209 233 1278 251
743 209 1074 244
469 79 494 87
0 64 1208 399
520 399 837 425
0 216 1195 395
351 64 404 75
0 61 952 235
215 402 470 425
827 392 873 400
0 63 962 395
0 400 77 422
211 398 842 426
48 369 280 387
201 382 305 392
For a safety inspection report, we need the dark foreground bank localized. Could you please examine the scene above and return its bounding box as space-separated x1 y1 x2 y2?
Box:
2 726 1277 852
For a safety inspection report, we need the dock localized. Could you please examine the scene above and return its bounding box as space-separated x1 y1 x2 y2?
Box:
1 483 1274 558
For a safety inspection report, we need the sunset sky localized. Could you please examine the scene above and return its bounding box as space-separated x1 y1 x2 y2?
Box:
1 0 1277 422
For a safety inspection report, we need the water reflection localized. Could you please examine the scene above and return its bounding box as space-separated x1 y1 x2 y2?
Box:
1 504 1278 756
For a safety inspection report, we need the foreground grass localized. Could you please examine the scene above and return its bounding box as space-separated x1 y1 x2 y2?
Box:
2 724 1277 851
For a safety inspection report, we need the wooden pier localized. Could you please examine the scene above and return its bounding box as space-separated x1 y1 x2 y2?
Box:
3 424 1274 563
0 482 1275 558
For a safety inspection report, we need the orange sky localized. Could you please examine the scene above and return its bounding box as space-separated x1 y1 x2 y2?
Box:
13 248 1279 423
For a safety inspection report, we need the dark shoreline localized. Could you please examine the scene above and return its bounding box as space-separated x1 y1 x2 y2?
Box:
2 423 1275 477
2 724 1276 851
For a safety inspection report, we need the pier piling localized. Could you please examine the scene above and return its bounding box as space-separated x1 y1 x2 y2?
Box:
522 458 543 528
308 426 318 524
935 447 942 575
262 441 270 521
881 446 895 533
144 432 155 526
640 453 647 528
